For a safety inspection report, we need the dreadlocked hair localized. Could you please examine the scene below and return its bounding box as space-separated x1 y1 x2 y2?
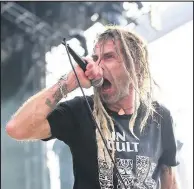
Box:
93 26 156 166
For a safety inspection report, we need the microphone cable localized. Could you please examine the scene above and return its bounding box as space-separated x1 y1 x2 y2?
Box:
62 38 127 189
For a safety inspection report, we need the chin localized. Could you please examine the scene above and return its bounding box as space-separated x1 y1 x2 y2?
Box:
100 93 120 105
102 98 116 105
103 91 129 105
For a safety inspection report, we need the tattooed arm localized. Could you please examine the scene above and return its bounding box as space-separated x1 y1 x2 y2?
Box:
5 70 79 141
160 165 180 189
5 56 101 141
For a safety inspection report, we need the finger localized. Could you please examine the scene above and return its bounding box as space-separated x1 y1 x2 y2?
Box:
86 63 94 70
86 65 96 75
87 75 95 80
85 69 97 80
76 66 86 79
87 66 103 80
76 64 84 73
82 57 96 70
82 57 103 80
82 57 93 65
84 70 89 77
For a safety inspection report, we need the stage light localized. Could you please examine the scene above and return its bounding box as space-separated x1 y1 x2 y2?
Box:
91 13 99 22
123 2 131 10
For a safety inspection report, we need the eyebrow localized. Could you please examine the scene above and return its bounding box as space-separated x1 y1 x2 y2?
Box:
92 51 117 60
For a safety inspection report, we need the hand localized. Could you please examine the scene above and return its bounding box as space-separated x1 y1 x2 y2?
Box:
73 57 103 89
73 65 91 89
83 57 103 87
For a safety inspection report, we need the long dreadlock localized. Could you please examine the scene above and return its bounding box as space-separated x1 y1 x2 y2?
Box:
92 26 156 166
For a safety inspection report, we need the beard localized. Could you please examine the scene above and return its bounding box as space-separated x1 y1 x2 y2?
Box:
99 75 130 105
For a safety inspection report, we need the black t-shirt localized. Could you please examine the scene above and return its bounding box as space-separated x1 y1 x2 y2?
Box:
43 96 179 189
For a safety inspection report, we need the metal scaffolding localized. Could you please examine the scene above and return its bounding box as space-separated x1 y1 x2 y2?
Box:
1 1 67 92
1 2 66 64
1 2 54 41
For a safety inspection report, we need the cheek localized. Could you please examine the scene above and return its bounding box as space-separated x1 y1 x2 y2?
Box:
104 61 129 81
106 61 123 74
117 64 129 79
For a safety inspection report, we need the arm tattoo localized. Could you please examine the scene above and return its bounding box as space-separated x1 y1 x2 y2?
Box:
45 83 68 109
160 165 179 189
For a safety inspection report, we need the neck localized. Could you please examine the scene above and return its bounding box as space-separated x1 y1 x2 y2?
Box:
107 89 135 115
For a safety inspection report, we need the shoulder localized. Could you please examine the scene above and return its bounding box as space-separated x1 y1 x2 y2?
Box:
152 102 176 139
152 101 172 121
149 101 175 133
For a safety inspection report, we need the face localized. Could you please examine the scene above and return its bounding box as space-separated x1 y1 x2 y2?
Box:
93 40 131 105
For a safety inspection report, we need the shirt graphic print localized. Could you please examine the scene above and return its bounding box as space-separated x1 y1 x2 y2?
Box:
97 126 159 189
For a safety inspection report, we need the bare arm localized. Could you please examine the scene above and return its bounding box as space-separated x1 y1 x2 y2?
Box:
5 71 79 141
160 165 180 189
5 57 103 141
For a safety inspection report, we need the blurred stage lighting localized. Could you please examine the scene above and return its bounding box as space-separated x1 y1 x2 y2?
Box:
45 22 105 87
91 13 99 22
123 2 131 10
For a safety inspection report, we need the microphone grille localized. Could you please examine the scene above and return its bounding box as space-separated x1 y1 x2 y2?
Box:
91 78 104 88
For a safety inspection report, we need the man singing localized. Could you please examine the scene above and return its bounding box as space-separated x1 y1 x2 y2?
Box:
6 27 180 189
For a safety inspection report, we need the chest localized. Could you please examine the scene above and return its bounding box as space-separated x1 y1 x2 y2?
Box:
114 118 162 157
74 115 162 164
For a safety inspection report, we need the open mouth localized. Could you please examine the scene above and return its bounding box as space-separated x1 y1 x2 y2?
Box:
102 78 112 91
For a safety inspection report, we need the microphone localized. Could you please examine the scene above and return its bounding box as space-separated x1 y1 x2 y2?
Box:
62 39 103 87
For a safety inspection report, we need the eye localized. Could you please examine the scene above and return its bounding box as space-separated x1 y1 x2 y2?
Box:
104 54 114 60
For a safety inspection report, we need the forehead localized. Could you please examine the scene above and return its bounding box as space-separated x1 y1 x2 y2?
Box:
94 40 120 55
